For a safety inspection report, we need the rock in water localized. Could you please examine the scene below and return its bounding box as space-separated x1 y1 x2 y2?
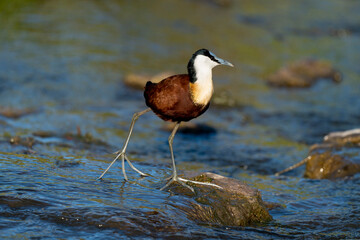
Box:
170 172 272 226
276 128 360 179
266 59 342 88
305 128 360 179
323 128 360 145
304 152 360 179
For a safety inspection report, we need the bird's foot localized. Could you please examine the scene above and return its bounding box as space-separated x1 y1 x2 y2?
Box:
124 154 150 177
97 150 149 180
160 175 223 193
160 174 195 192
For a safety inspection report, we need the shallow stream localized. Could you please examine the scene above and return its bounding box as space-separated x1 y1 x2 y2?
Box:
1 1 359 239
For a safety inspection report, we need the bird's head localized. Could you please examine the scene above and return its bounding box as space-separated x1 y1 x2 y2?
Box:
187 49 233 83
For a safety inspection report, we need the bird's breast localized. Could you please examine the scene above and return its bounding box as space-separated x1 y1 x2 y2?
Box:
189 78 214 106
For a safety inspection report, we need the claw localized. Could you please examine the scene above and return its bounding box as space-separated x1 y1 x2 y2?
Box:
125 155 150 177
160 176 194 192
160 175 222 193
98 151 150 181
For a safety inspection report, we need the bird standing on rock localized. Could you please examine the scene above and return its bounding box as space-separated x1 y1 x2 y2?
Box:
98 49 233 192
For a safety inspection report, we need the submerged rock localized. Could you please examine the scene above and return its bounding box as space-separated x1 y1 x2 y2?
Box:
124 72 174 90
0 196 50 208
276 128 360 179
266 59 342 88
169 172 272 226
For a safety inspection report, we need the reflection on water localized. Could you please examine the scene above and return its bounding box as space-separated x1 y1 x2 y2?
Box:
0 0 360 239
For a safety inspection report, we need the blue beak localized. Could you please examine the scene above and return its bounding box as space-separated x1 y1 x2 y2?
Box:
216 57 234 67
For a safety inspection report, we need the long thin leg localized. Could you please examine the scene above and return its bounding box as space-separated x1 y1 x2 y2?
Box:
160 122 191 191
98 108 151 180
169 122 181 178
160 122 222 192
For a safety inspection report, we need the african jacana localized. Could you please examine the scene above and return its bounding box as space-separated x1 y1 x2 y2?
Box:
98 49 233 192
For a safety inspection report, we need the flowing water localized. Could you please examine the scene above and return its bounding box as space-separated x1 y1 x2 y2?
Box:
1 0 360 239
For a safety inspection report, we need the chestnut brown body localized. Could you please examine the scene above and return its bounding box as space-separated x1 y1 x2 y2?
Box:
144 74 209 122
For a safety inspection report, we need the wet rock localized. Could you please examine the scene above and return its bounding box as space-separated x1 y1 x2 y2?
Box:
323 128 360 146
170 172 272 226
0 107 38 119
276 128 360 179
163 122 217 135
305 128 360 179
266 59 342 88
124 72 174 90
304 152 360 179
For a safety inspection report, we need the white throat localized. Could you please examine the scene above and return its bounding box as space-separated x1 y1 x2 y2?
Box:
191 55 218 105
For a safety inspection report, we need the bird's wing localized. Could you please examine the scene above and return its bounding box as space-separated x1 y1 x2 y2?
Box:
144 74 190 120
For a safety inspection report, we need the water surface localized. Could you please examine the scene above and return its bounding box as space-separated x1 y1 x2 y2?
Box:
0 1 360 239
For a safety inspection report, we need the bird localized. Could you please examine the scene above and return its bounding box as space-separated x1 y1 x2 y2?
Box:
98 49 233 192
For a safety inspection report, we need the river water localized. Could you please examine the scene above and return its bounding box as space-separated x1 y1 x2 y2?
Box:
0 0 359 239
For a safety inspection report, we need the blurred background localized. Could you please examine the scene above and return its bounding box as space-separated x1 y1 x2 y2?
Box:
0 0 359 239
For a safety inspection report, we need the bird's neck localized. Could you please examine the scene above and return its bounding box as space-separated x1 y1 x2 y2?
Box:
189 68 214 106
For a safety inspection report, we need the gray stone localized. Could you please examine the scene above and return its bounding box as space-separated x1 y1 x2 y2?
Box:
169 172 273 226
